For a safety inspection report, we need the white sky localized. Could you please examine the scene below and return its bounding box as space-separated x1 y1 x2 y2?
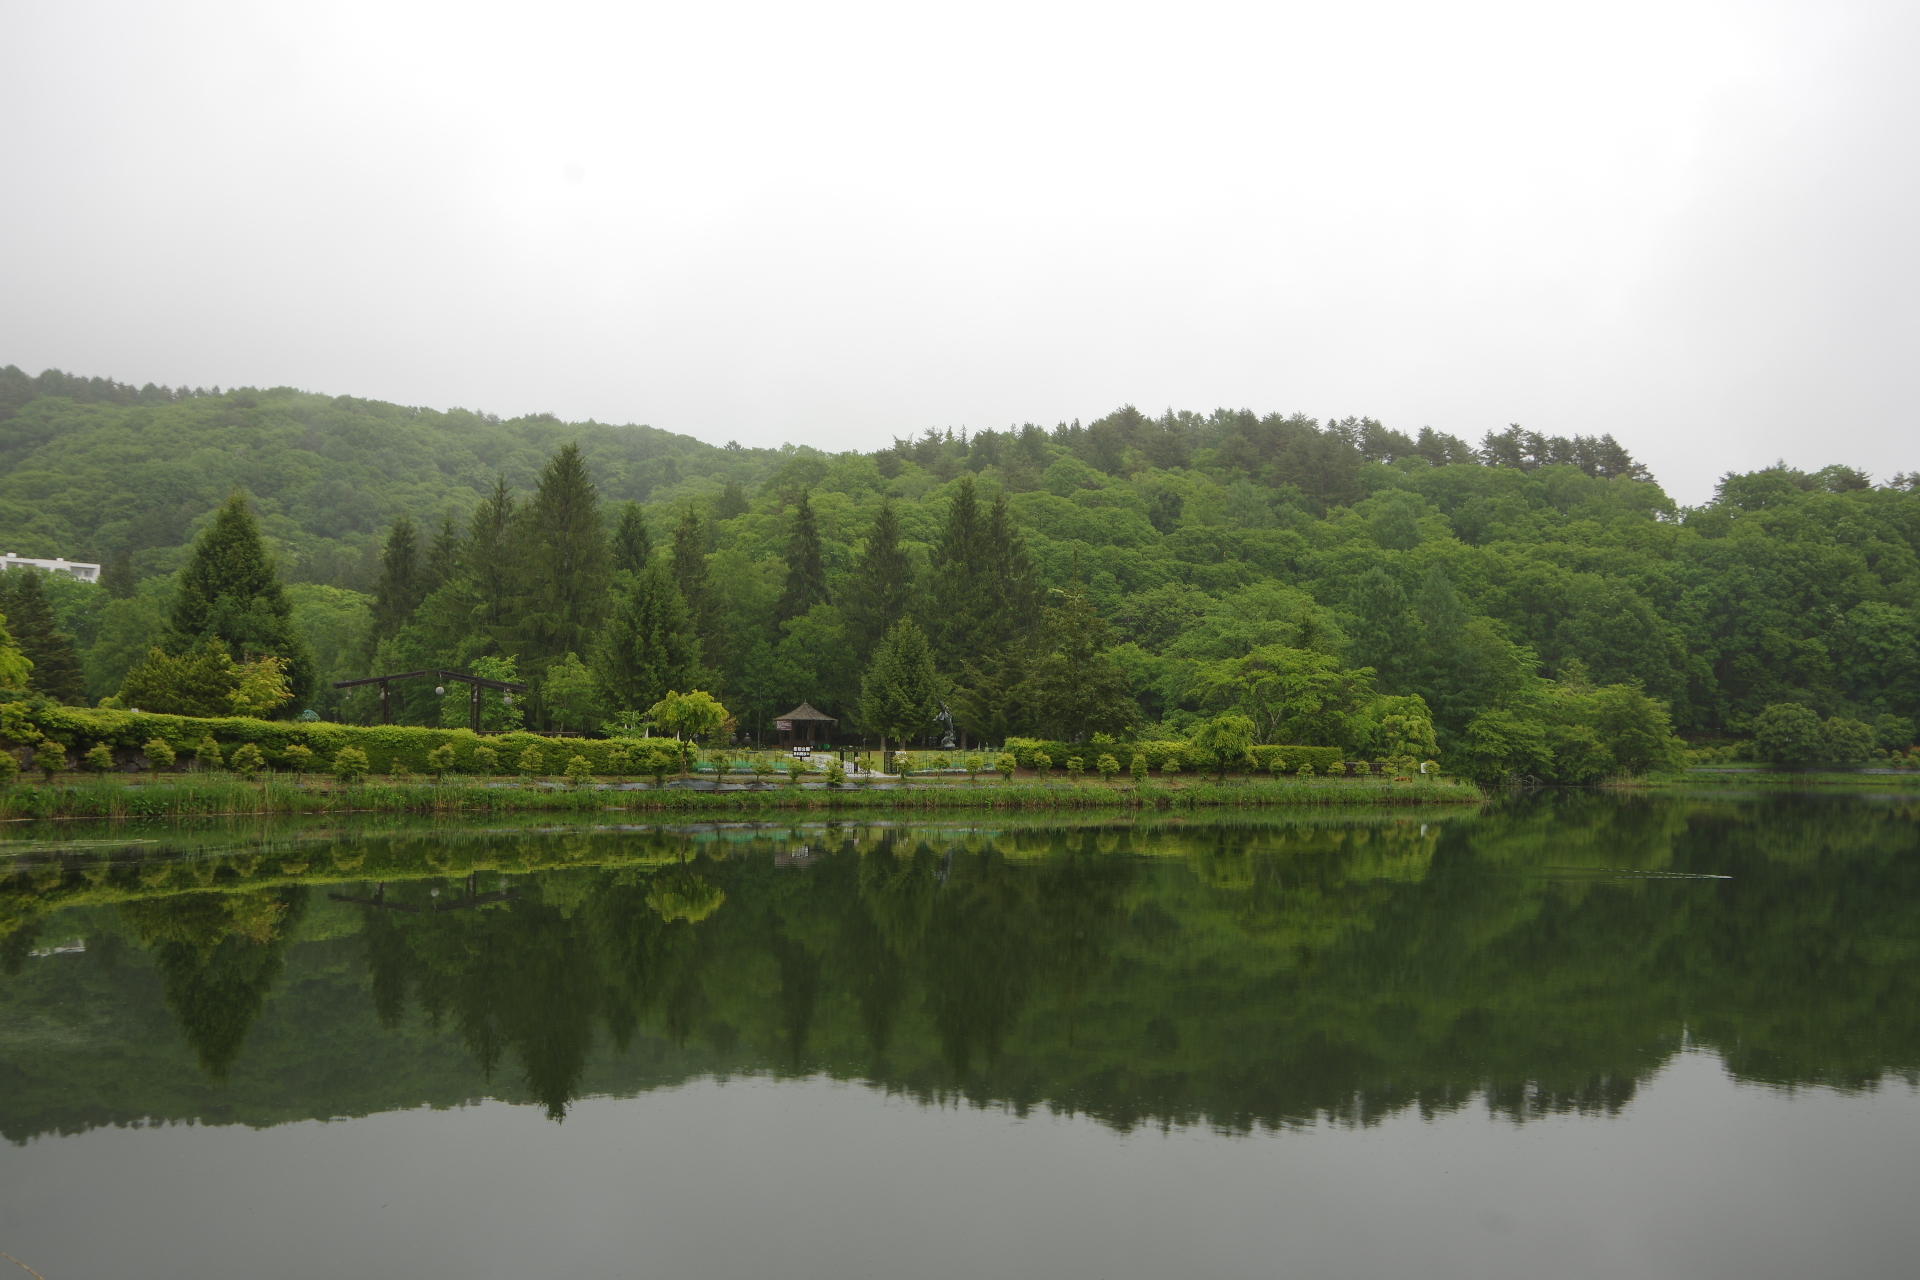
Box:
3 0 1914 504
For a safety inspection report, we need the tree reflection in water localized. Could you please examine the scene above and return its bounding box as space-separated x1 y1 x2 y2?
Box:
2 793 1918 1140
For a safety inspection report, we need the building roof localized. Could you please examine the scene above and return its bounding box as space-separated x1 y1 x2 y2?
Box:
776 702 837 722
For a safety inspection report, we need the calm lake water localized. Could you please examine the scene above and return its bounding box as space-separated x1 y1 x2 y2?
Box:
2 792 1918 1278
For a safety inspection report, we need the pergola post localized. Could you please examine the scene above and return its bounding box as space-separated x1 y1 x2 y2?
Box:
334 668 527 730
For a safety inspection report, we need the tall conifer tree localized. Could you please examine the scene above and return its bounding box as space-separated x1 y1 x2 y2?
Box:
166 492 312 704
592 560 702 713
368 516 425 644
421 516 463 596
515 443 610 686
671 507 725 673
775 491 829 625
465 479 518 653
859 617 943 766
0 570 86 703
844 501 913 656
713 480 750 522
927 477 986 664
612 502 651 576
982 492 1040 637
925 479 1041 740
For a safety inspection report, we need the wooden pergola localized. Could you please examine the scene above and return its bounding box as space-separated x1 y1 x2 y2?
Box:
333 668 529 732
774 702 836 749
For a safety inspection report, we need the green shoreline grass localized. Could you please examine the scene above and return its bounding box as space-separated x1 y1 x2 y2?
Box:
1652 768 1920 790
0 773 1481 820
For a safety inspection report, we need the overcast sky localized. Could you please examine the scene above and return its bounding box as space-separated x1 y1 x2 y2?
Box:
4 0 1914 505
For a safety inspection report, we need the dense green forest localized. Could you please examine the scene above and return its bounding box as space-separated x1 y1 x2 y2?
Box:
2 364 1916 779
4 797 1917 1139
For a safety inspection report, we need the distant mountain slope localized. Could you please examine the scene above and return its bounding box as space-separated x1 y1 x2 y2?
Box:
0 365 779 583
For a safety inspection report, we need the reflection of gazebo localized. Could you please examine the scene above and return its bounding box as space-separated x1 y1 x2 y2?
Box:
774 702 836 749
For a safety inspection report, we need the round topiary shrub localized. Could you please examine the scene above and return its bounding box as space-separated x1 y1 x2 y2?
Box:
331 747 370 784
229 743 267 778
144 737 177 774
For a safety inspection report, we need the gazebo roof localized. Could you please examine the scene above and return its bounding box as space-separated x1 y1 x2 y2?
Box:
776 702 837 722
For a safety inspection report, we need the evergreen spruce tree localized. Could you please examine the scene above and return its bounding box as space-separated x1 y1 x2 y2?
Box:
982 492 1040 637
1018 590 1137 740
612 502 651 576
844 501 914 657
859 617 943 767
368 516 425 645
166 492 313 706
592 560 703 714
512 445 610 712
453 478 519 657
421 515 464 596
927 476 987 664
713 479 750 522
100 548 138 599
671 507 725 674
925 480 1041 741
775 491 830 625
0 570 86 703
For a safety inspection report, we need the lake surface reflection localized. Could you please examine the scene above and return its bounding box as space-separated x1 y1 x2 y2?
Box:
3 793 1918 1278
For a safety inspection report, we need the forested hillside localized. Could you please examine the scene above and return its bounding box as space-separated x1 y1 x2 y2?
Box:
3 365 1916 778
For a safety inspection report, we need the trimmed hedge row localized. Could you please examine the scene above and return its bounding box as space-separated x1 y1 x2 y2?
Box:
1002 738 1358 774
0 700 686 776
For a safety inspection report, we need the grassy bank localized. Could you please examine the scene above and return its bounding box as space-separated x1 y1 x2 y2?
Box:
0 773 1481 820
1658 767 1920 790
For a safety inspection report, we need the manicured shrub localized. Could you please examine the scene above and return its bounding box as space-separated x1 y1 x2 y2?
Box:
1131 754 1148 786
518 746 545 778
281 743 312 773
194 735 222 771
1097 754 1120 784
565 754 595 787
331 747 370 784
472 745 499 775
144 736 178 773
1032 751 1052 776
229 743 267 778
996 752 1017 781
84 743 116 774
648 748 675 787
0 703 683 781
35 740 68 781
825 761 847 787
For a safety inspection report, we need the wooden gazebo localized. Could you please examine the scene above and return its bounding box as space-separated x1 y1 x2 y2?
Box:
774 702 836 749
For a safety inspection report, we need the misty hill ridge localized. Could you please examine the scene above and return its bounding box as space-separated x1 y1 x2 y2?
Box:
1 362 1673 581
0 364 780 581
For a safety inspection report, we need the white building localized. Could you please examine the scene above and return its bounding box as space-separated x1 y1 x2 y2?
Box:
1 552 101 583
